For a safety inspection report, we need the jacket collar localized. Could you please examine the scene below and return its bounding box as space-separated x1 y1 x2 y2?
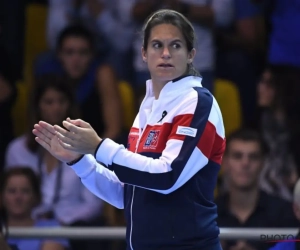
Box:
145 75 203 101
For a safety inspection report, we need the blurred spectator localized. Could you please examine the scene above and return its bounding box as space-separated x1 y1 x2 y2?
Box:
0 184 18 250
216 129 299 250
0 47 18 173
171 0 234 92
216 0 266 126
266 0 300 68
131 0 234 92
269 178 300 250
0 167 69 250
4 74 103 227
46 0 137 80
258 65 300 201
35 25 125 143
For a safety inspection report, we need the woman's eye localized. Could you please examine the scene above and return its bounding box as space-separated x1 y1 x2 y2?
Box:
153 43 161 48
172 43 181 49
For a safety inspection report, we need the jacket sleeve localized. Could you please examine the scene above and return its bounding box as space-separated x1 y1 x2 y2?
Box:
93 91 225 194
71 154 124 209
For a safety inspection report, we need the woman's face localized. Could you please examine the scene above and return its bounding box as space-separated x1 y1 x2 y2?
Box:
58 36 92 79
39 88 70 125
257 70 275 107
2 175 36 218
142 24 195 85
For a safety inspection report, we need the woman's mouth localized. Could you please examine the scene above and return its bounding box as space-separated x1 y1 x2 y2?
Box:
158 63 174 69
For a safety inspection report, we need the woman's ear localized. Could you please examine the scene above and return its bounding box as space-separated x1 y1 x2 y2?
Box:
188 48 196 64
141 47 147 63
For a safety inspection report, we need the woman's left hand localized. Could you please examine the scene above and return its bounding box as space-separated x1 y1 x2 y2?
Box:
54 118 102 155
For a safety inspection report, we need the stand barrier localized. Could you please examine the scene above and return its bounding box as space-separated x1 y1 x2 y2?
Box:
7 227 298 240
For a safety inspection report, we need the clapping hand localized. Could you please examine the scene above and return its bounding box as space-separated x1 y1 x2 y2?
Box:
32 121 82 162
54 118 102 155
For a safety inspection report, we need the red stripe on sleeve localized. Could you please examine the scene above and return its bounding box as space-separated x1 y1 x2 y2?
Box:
168 114 194 141
210 136 226 164
197 121 216 158
197 121 225 164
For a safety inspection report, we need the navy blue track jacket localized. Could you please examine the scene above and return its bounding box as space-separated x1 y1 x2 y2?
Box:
71 76 226 249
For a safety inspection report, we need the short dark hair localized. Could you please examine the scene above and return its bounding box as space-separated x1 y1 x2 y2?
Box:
142 9 200 77
225 128 268 156
56 24 95 51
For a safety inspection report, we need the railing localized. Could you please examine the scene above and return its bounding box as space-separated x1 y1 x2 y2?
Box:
7 227 298 240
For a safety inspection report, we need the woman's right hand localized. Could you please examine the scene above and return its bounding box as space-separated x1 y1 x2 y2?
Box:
32 121 82 163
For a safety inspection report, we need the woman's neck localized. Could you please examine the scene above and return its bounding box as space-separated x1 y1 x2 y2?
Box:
8 215 34 227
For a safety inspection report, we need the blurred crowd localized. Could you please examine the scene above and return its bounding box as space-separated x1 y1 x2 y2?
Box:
0 0 300 250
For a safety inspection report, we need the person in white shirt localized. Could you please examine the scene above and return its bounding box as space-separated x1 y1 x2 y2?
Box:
5 74 103 226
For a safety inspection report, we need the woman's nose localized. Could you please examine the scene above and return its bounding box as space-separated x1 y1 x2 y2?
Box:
161 47 171 59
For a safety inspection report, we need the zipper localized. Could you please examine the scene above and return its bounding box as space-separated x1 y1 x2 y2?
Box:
129 136 140 250
129 87 151 249
129 125 147 250
129 186 135 250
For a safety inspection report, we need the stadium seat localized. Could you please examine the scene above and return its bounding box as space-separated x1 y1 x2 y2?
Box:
23 3 48 87
214 78 242 137
12 3 48 136
118 81 136 130
11 80 30 136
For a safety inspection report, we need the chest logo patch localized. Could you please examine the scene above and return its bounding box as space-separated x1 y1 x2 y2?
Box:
143 130 160 149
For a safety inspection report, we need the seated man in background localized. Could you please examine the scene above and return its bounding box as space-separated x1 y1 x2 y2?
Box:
216 129 299 250
35 24 125 144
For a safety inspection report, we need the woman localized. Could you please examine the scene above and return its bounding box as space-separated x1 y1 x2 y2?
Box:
0 187 18 250
33 9 225 250
257 66 300 201
5 74 103 226
0 167 68 250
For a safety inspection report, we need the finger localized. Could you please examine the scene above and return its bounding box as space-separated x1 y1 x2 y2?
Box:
33 124 54 142
66 118 90 128
35 137 51 151
54 125 77 140
55 131 75 146
62 120 80 133
38 121 56 135
57 137 76 151
32 129 51 145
